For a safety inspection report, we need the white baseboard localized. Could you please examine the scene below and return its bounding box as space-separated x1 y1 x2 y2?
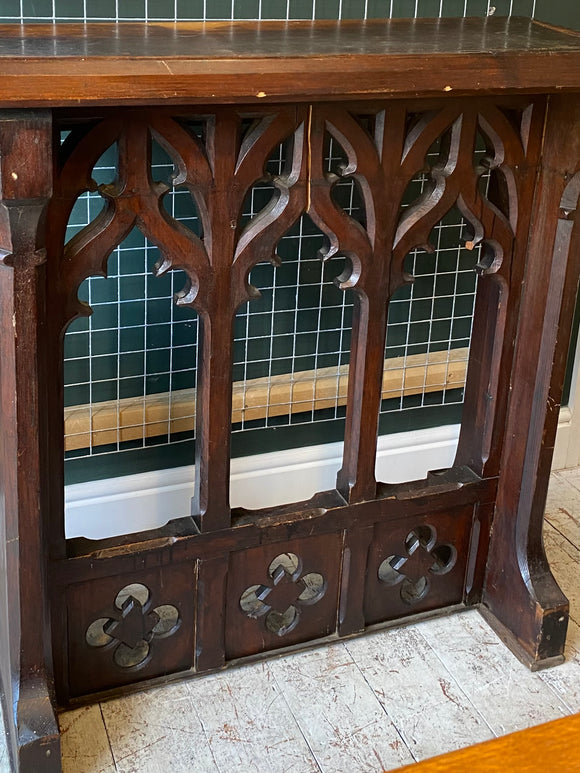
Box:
65 424 461 540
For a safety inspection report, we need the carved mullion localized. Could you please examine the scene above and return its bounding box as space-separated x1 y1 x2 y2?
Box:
232 119 308 309
50 118 125 255
400 106 461 176
191 106 308 532
309 104 409 503
395 105 516 476
453 103 543 476
62 204 137 321
308 108 374 273
233 109 297 193
148 114 213 190
393 112 481 267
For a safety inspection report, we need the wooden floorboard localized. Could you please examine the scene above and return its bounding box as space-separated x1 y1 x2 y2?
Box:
418 613 569 736
344 625 494 761
2 468 580 772
0 728 8 773
270 643 415 771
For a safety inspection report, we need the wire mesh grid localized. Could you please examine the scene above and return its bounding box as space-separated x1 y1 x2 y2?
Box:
231 134 483 440
0 1 537 24
62 125 487 468
64 143 200 459
0 0 535 477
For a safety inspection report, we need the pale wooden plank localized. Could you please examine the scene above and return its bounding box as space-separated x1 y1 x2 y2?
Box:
539 618 580 713
0 745 7 773
544 472 580 546
418 611 569 737
59 704 116 773
270 642 415 772
543 521 580 627
555 465 580 498
345 624 493 761
187 661 320 773
99 682 220 773
0 706 9 773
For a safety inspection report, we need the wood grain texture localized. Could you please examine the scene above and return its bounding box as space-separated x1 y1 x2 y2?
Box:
419 613 568 737
0 111 61 771
542 522 580 628
345 626 494 761
482 94 580 669
538 617 580 713
59 706 115 773
188 664 320 773
394 712 580 773
2 20 579 771
544 472 580 547
271 644 414 772
99 683 221 773
54 471 580 773
0 19 578 106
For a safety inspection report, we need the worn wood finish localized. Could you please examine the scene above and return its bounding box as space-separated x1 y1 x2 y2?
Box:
0 112 60 771
0 19 579 773
0 19 579 106
482 94 580 669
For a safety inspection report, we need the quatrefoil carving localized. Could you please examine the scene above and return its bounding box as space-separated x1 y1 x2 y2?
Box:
378 525 456 606
240 553 326 637
85 583 180 669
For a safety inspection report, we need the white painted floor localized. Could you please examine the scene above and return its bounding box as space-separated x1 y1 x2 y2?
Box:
2 468 580 773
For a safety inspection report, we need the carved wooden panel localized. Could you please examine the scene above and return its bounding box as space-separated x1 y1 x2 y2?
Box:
364 508 473 626
46 106 308 542
36 95 573 710
66 562 196 697
3 21 580 772
225 535 342 660
309 99 544 500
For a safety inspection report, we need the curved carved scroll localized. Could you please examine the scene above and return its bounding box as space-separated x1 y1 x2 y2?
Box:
393 108 519 285
308 104 411 503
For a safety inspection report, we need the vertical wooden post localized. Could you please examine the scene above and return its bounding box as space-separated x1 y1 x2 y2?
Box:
0 111 60 770
481 95 580 669
308 105 409 505
335 290 388 503
192 111 240 533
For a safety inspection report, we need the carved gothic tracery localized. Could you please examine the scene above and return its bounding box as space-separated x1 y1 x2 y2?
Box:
48 99 541 531
85 583 180 669
240 552 327 637
377 525 457 606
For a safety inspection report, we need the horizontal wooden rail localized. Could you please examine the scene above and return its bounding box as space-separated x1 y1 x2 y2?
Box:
1 19 580 107
64 347 469 451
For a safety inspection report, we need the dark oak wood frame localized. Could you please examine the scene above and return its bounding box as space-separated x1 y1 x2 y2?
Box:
0 17 579 773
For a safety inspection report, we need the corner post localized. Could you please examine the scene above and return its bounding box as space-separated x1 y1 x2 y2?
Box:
481 95 580 669
0 111 60 770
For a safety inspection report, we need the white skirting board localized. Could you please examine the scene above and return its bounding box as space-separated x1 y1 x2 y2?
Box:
65 425 461 540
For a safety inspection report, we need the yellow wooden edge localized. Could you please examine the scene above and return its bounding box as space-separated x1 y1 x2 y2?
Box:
393 713 580 773
64 346 469 451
